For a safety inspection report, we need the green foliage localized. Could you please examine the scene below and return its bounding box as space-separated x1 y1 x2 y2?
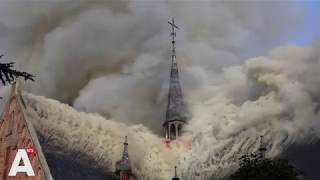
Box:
231 153 299 180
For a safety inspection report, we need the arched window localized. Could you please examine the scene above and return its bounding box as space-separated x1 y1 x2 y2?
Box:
177 124 182 136
170 124 176 140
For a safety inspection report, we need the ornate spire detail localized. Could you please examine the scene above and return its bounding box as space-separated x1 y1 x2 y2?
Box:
165 18 188 124
116 136 131 172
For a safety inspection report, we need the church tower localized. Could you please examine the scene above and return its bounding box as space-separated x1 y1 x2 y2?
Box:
115 136 135 180
163 18 188 140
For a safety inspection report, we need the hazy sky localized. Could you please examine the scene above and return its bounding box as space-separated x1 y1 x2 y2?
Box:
291 1 320 45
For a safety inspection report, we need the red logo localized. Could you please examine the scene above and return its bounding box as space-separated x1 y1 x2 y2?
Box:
26 146 36 156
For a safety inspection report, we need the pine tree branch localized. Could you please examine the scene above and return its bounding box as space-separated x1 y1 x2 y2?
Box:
0 55 35 85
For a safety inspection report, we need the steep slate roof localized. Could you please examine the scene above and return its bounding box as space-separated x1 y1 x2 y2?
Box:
164 55 188 125
0 81 53 180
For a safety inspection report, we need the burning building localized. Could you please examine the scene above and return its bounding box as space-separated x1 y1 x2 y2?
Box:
163 18 189 141
113 18 188 179
115 136 136 180
0 19 188 180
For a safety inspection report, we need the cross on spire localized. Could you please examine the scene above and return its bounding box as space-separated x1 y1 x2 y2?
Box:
168 18 179 60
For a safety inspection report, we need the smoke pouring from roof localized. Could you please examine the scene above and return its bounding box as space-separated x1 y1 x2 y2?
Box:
0 0 302 131
23 92 179 179
0 0 320 179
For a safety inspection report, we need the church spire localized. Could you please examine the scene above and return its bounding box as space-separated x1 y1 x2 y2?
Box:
258 135 267 159
115 136 134 179
121 136 130 164
163 18 188 140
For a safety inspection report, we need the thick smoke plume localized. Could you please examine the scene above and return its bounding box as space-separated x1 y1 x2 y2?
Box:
0 0 319 179
0 1 302 131
23 92 180 179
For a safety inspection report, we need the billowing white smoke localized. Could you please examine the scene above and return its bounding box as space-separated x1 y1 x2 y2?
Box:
23 92 180 179
182 44 320 179
22 43 320 179
0 0 302 131
0 0 319 179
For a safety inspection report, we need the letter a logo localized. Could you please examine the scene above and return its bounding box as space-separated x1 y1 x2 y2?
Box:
8 149 35 176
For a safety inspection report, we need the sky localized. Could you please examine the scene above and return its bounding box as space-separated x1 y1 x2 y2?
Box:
291 1 320 45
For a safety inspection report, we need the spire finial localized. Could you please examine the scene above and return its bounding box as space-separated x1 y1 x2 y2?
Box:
168 18 179 60
172 166 179 180
10 79 23 97
258 135 267 159
174 166 177 177
124 136 128 145
121 136 129 160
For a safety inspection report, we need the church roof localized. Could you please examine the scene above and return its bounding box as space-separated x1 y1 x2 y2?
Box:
165 56 188 124
0 80 53 180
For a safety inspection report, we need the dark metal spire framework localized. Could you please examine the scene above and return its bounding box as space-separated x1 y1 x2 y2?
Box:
116 136 131 172
163 18 188 140
258 136 267 159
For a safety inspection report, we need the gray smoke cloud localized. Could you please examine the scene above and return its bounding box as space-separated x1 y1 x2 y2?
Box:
183 44 320 178
0 0 302 131
1 0 319 179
